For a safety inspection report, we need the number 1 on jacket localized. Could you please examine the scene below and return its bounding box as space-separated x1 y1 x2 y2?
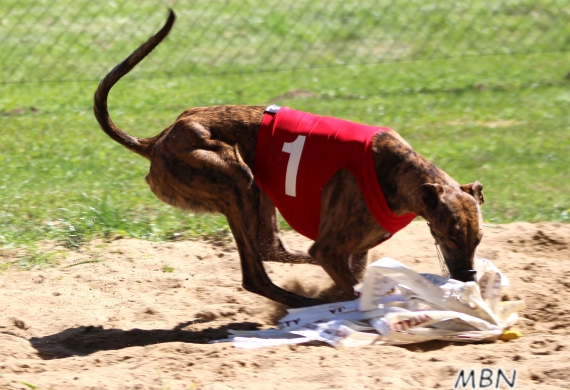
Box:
282 135 306 197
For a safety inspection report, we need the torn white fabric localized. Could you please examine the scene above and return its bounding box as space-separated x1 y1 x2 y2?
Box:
218 257 525 349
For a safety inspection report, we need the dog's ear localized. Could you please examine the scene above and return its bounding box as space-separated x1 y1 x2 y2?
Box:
420 183 444 211
460 181 485 205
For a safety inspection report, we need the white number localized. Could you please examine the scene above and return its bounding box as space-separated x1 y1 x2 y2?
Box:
281 135 306 197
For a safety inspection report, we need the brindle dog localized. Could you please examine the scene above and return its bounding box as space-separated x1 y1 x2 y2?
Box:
94 10 485 308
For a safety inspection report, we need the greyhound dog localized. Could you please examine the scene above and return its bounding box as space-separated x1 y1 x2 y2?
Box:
94 10 484 308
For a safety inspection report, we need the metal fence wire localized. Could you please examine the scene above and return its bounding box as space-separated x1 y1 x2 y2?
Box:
1 0 569 84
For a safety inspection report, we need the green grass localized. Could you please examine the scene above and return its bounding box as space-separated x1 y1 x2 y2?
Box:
3 0 569 83
0 1 569 264
0 246 64 271
62 259 105 269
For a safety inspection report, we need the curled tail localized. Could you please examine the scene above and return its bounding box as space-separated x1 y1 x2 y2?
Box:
93 10 176 159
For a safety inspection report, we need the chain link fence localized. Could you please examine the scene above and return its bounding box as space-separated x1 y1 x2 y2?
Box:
1 0 569 84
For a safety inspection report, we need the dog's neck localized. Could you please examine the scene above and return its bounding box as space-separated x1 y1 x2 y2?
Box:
373 132 459 218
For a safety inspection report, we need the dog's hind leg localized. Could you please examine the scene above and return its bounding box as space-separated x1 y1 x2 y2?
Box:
257 190 317 264
146 123 321 308
225 185 324 308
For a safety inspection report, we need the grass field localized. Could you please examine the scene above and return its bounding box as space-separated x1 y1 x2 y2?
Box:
3 0 569 83
1 1 569 268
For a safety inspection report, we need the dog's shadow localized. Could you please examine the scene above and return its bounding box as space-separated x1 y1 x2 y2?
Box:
29 320 260 360
29 320 459 359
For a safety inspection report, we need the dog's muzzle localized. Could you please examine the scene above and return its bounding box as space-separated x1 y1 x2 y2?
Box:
454 269 477 282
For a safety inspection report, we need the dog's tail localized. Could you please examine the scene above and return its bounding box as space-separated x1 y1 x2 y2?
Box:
93 10 176 160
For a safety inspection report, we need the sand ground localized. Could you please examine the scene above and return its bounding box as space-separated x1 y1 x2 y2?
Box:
1 221 569 389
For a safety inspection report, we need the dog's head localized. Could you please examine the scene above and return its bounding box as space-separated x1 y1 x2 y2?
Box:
420 181 484 282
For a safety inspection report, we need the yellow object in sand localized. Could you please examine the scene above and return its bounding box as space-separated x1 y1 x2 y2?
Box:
500 330 522 341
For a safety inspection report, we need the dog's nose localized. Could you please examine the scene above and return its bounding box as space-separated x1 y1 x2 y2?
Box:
454 269 477 282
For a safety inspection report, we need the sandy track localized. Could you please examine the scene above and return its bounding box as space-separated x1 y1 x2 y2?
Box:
1 221 569 389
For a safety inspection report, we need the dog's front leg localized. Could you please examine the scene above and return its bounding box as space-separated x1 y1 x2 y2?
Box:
309 170 387 298
349 252 369 281
226 185 324 308
256 190 317 264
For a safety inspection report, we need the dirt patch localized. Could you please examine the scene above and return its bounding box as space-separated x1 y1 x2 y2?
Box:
269 89 321 101
1 222 569 389
447 119 524 128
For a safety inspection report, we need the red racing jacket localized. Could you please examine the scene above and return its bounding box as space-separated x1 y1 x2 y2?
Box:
253 106 416 242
